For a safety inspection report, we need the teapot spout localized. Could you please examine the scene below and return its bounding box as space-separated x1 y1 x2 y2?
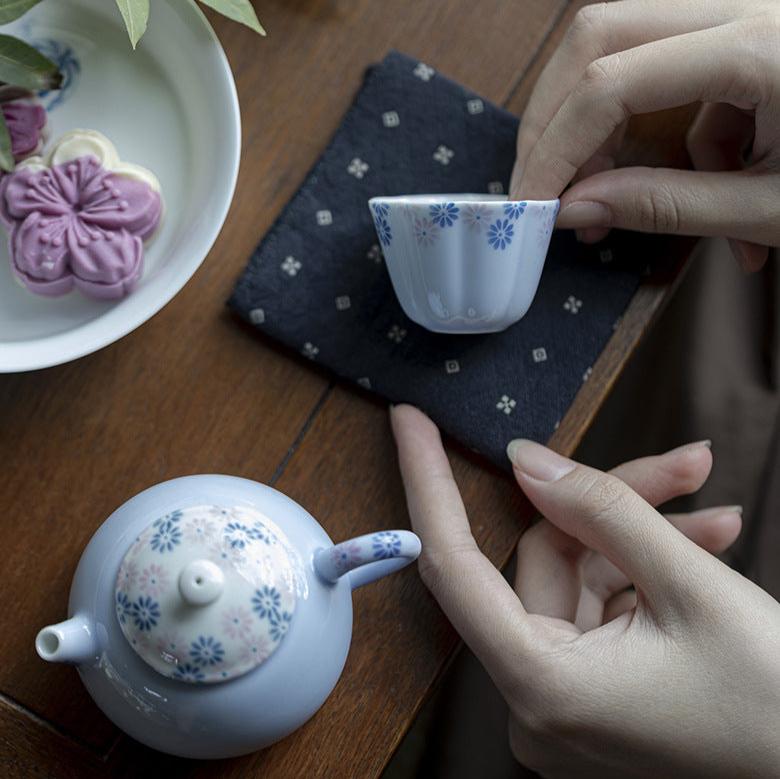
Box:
35 614 98 665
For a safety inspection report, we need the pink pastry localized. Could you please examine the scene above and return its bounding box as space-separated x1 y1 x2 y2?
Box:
1 129 162 300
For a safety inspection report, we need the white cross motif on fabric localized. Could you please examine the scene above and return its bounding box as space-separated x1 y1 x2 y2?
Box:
367 244 383 263
347 158 369 179
301 342 319 359
413 62 435 81
496 395 516 415
387 324 407 343
281 256 301 276
433 145 454 165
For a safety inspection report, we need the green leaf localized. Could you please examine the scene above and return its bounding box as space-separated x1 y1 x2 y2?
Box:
0 34 62 91
0 0 44 25
0 109 14 172
115 0 149 49
198 0 266 35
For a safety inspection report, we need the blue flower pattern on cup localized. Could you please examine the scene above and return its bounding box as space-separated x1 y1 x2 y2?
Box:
371 203 393 247
150 519 182 553
429 202 460 228
224 521 253 549
373 215 392 247
189 635 225 666
252 585 281 620
173 662 205 682
503 202 527 220
372 202 389 220
115 591 132 624
487 218 514 250
131 596 160 631
250 521 277 545
372 531 402 559
153 510 183 527
269 611 293 642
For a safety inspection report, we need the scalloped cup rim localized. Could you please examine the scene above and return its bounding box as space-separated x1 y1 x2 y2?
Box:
369 193 558 206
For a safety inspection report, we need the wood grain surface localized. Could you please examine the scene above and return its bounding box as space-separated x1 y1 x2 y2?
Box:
0 1 697 776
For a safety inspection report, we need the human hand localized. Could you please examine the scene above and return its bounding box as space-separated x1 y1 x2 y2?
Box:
509 0 780 271
390 404 780 777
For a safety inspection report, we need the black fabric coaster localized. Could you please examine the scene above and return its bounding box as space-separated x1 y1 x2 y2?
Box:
229 51 650 469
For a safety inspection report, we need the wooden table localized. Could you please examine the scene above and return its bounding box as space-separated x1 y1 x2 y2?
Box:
0 2 696 777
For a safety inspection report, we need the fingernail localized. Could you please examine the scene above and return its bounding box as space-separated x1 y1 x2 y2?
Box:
672 439 712 453
506 439 576 481
691 504 743 518
557 201 611 229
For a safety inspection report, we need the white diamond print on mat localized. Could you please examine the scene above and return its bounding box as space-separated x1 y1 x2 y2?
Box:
487 181 503 194
335 296 351 311
302 342 319 359
496 395 516 415
466 99 484 114
387 324 406 343
316 210 333 226
382 111 400 127
445 360 460 374
281 256 301 276
249 308 265 325
413 62 434 81
367 244 383 263
563 295 582 314
347 158 369 179
532 347 547 363
433 145 454 165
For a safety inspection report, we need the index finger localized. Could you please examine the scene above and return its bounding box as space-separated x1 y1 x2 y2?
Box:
517 23 750 200
390 404 536 682
511 0 745 192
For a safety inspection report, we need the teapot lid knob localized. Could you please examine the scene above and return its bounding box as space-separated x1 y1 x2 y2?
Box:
178 559 224 606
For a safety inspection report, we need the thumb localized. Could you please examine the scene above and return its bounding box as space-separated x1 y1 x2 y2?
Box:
555 165 778 249
507 439 705 612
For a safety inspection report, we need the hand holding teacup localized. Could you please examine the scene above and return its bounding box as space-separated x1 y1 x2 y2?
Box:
510 0 780 272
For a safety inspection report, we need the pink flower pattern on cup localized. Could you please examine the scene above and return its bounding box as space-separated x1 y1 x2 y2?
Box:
117 559 138 592
138 563 169 598
329 540 362 573
1 130 162 300
221 606 253 640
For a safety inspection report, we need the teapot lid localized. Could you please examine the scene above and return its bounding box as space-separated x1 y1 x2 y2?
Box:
114 504 304 684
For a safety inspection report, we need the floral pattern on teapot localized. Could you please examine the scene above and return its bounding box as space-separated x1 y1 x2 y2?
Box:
114 504 305 684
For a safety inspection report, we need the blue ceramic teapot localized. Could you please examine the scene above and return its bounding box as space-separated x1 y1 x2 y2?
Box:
35 475 420 758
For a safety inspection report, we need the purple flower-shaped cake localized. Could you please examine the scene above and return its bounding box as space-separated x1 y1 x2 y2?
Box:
2 98 47 160
1 129 162 300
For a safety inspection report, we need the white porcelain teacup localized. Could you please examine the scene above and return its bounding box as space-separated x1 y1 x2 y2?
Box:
369 194 559 334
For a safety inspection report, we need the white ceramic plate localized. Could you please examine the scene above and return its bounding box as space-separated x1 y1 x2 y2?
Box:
0 0 240 372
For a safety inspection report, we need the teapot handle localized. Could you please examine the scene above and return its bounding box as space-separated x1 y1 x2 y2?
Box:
313 530 421 590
